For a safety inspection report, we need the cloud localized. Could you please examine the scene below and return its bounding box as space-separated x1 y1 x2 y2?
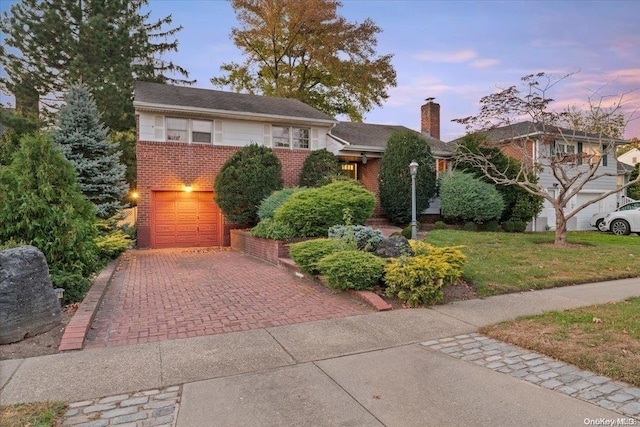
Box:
605 69 640 85
471 59 500 68
412 49 477 63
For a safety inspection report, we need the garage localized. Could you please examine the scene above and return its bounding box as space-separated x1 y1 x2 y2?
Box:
574 192 606 230
151 191 222 248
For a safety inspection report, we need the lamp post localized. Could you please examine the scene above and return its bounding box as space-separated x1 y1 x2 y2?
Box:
409 161 419 240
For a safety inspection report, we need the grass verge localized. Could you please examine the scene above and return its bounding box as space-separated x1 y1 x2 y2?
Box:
0 402 67 427
425 230 640 296
480 297 640 386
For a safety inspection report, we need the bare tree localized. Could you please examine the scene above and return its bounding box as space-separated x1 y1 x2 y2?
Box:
453 72 640 245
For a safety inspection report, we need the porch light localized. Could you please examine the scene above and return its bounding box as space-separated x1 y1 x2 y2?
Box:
184 184 192 193
361 153 368 164
409 161 419 240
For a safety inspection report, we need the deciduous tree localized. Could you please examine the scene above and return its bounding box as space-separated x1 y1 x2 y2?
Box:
453 72 640 245
212 0 396 121
0 0 192 131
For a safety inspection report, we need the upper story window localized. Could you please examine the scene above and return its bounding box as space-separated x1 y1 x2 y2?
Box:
167 117 188 141
272 125 310 149
166 117 212 143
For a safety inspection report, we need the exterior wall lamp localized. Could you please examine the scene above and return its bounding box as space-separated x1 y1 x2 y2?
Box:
184 184 192 193
361 153 367 164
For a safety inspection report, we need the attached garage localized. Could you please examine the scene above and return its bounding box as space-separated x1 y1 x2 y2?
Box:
151 191 222 248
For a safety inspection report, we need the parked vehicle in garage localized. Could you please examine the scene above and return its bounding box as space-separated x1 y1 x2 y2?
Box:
600 207 640 235
590 201 640 231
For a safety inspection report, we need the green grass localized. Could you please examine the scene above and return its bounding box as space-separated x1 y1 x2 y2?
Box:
480 298 640 386
425 230 640 296
0 402 67 427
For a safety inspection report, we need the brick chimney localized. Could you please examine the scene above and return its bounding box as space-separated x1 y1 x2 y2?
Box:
421 98 440 140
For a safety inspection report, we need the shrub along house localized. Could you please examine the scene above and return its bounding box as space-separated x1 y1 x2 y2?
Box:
134 82 452 248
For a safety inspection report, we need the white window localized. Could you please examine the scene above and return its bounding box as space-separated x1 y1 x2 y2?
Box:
192 120 212 143
272 126 290 148
272 125 310 149
166 117 188 142
555 143 575 155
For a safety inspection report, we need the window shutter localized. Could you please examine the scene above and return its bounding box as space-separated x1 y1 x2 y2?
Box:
550 141 556 157
577 142 583 165
311 128 319 150
263 124 271 147
214 120 223 144
154 115 164 140
602 144 608 166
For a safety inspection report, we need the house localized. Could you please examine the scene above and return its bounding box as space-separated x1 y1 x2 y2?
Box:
618 147 640 167
134 82 450 248
477 121 629 231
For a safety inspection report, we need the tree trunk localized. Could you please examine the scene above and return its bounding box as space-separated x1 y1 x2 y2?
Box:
554 208 568 246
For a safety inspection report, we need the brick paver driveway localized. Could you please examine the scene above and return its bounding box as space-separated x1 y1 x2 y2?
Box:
85 249 371 348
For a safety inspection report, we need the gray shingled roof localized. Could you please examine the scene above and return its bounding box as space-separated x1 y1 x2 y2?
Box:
134 81 336 122
456 120 627 144
330 122 454 155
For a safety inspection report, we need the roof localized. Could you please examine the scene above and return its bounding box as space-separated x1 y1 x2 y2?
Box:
466 120 628 145
329 122 454 156
618 161 634 175
133 81 336 123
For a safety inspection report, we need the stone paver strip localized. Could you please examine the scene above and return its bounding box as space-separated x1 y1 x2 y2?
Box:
63 385 180 427
421 333 640 421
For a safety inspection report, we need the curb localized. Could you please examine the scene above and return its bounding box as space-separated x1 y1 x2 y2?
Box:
278 256 392 312
58 258 121 352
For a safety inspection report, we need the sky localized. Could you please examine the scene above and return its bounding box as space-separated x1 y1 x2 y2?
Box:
1 0 639 141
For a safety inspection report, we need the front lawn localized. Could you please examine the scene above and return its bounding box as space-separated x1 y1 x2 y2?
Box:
0 401 66 427
425 230 640 296
480 297 640 386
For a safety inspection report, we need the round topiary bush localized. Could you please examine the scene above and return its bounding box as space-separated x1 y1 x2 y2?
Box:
483 220 499 232
214 144 283 227
512 220 527 233
501 220 515 232
440 171 505 224
288 238 345 276
317 250 386 290
299 149 341 187
462 222 478 232
433 221 447 230
275 180 376 237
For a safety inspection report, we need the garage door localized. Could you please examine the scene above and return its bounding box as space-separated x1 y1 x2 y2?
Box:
575 192 605 230
152 191 221 248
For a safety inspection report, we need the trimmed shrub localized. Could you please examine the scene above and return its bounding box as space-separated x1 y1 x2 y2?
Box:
275 180 375 237
94 216 132 259
215 144 283 227
328 225 384 251
483 220 499 232
317 250 386 291
439 171 505 223
250 218 297 240
51 271 91 305
401 222 421 240
299 149 342 187
512 220 527 233
433 221 447 230
288 238 345 276
502 220 515 232
379 130 437 224
462 222 478 232
408 241 466 284
258 187 305 221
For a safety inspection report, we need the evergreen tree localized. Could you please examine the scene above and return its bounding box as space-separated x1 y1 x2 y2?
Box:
0 0 192 131
53 85 128 218
628 164 640 200
378 131 437 225
0 132 99 302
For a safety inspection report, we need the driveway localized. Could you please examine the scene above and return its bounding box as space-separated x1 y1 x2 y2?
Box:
84 249 371 348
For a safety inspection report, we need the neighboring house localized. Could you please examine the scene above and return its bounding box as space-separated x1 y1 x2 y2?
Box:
478 121 628 231
134 82 451 248
617 161 636 203
618 147 640 167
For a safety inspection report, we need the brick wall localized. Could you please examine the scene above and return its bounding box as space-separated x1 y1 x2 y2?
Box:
230 230 309 264
136 141 311 248
359 159 385 218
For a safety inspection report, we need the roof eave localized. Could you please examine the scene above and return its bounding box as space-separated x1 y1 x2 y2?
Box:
133 101 338 126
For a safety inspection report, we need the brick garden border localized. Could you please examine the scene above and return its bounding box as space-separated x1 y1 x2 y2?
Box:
58 259 120 352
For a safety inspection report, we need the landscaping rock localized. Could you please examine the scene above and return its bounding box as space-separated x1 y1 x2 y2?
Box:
374 235 414 258
0 245 62 344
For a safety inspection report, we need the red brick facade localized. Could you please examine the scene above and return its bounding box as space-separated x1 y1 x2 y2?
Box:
358 159 384 218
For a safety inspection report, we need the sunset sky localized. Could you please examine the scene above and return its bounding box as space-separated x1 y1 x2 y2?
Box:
2 0 639 140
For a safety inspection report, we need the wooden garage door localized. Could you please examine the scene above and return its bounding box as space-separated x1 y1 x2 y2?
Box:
152 191 221 248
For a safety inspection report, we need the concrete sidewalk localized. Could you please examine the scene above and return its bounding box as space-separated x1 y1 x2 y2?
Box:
1 277 639 426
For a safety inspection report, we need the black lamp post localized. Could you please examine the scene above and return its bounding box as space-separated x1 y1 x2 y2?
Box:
409 160 419 240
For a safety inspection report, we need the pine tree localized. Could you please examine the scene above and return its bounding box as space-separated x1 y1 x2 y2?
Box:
0 0 192 131
53 85 128 218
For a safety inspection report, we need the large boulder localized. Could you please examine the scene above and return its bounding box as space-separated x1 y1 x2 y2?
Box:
374 235 414 258
0 245 62 344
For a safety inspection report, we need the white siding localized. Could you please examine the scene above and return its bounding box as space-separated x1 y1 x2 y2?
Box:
220 120 264 147
138 112 163 141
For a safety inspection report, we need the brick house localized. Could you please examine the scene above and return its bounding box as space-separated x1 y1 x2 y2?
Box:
134 82 451 248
